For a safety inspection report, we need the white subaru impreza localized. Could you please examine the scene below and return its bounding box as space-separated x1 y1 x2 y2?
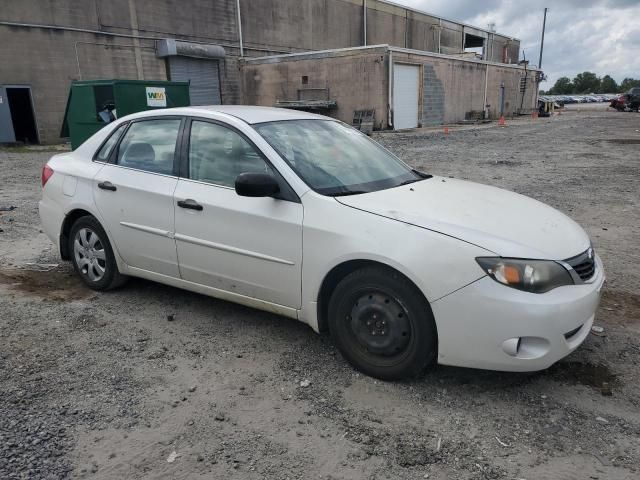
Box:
39 106 605 380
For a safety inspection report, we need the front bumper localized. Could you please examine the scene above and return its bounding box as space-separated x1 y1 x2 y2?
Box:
431 254 605 372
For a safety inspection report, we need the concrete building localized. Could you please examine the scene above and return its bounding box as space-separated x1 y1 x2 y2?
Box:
241 45 539 130
0 0 529 144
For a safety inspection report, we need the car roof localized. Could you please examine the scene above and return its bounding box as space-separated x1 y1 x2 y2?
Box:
124 105 329 124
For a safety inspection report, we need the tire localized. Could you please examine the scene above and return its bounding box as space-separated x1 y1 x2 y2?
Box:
328 266 437 380
68 215 127 291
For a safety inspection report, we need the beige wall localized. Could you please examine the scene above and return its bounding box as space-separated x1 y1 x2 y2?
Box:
242 49 389 131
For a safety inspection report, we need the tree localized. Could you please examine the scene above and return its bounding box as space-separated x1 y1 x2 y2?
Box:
549 77 573 95
620 78 640 92
572 71 600 94
599 75 618 93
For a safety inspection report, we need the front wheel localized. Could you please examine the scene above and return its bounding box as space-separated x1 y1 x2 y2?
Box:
328 266 437 380
69 215 127 290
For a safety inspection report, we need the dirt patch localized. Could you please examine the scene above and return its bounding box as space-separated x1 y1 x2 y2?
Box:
545 361 619 393
0 266 93 301
601 290 640 324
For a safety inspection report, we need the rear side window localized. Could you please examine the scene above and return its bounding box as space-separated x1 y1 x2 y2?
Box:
95 123 127 162
116 119 181 175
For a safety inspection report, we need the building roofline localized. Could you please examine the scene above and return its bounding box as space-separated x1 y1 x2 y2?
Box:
242 44 390 63
243 44 540 71
374 0 520 41
388 46 539 70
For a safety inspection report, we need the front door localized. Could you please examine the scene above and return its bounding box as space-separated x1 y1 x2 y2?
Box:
93 117 183 277
173 119 303 308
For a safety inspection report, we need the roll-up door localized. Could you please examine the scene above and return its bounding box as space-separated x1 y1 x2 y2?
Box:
168 57 221 106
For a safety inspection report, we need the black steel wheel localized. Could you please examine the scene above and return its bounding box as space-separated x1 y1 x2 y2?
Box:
68 215 127 291
328 266 437 380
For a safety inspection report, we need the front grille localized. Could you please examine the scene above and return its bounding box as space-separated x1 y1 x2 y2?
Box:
564 248 596 281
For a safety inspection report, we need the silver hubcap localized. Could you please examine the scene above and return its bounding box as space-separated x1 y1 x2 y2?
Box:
73 227 106 282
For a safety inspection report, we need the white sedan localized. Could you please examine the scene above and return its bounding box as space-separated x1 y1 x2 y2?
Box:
39 106 604 380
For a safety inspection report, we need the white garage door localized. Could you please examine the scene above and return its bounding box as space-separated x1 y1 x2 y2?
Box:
169 57 221 106
393 64 420 130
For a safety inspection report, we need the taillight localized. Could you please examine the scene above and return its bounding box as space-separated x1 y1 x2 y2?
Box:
41 164 54 187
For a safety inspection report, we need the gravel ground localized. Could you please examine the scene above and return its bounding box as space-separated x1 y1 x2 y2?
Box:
1 109 639 479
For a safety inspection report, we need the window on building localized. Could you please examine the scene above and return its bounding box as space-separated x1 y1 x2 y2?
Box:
464 33 485 57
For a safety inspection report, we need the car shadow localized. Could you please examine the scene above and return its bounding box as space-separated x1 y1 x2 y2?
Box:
71 274 618 395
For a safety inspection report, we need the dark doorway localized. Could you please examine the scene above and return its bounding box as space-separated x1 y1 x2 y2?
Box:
6 88 38 144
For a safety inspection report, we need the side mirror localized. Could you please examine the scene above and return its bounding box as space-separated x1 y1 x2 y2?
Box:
235 172 280 198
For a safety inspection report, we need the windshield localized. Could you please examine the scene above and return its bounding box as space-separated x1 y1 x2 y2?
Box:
254 120 425 196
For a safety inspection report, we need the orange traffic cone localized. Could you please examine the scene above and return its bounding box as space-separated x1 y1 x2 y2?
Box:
444 126 449 135
498 116 506 126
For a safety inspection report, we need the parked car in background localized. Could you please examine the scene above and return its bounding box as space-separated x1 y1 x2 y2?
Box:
39 106 605 380
610 88 640 112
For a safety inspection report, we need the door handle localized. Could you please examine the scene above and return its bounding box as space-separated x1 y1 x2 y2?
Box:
177 199 203 211
97 181 117 191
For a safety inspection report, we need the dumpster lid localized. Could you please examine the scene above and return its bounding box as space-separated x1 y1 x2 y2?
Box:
60 79 190 139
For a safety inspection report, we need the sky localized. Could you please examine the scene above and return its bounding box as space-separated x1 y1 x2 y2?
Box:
396 0 640 90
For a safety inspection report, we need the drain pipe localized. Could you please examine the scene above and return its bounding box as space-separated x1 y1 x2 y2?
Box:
236 0 244 57
127 0 144 79
0 21 288 54
500 81 505 117
388 49 393 129
363 0 367 46
483 63 490 119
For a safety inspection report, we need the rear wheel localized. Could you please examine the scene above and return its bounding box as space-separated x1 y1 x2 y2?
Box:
328 266 437 380
69 216 127 290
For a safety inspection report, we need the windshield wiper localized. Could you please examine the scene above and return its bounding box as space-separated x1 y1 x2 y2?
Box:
396 170 433 187
412 169 433 179
397 178 421 186
329 190 369 197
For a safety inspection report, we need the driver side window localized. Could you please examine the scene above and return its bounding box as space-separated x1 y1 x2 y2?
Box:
188 121 272 187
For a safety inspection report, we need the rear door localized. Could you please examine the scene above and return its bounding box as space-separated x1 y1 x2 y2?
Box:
173 118 303 308
93 117 183 277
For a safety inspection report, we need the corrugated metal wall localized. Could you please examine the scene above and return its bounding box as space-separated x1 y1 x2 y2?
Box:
168 57 221 105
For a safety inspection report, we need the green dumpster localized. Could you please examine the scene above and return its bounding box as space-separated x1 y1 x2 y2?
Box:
61 79 190 149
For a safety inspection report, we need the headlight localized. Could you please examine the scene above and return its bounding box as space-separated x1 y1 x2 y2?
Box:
476 257 574 293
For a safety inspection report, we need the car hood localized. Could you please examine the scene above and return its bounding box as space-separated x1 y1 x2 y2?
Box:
336 176 590 260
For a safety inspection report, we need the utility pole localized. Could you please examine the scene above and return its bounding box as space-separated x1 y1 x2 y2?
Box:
538 8 548 68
